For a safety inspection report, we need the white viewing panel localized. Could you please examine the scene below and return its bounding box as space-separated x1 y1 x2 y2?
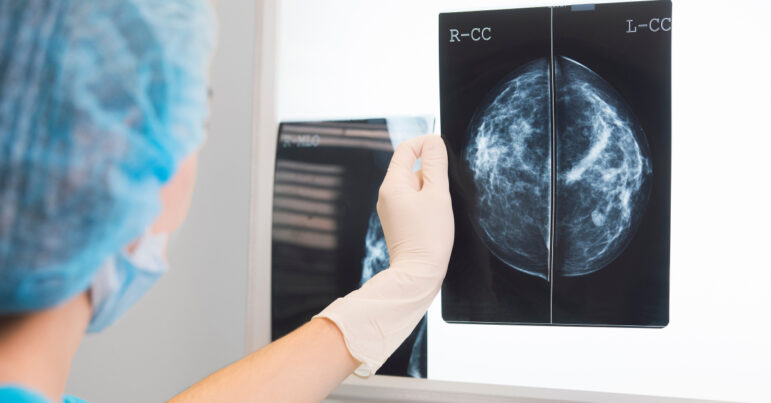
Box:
249 0 771 401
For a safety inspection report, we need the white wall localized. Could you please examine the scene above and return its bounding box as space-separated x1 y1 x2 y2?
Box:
66 2 256 402
274 0 771 401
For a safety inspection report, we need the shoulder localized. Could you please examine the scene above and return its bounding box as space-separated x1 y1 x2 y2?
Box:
0 386 89 403
0 386 50 402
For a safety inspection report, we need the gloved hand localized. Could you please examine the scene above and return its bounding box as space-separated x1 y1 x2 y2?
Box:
314 134 454 377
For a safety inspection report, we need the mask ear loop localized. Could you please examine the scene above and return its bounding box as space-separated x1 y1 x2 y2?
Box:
86 230 169 333
124 232 168 273
89 230 167 310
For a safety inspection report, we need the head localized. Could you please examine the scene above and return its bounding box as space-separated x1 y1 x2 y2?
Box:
0 0 216 329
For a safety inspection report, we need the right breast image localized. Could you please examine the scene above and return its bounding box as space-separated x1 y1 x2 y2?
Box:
440 1 670 327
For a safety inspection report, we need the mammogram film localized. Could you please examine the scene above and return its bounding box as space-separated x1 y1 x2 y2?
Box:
271 117 433 377
440 1 670 327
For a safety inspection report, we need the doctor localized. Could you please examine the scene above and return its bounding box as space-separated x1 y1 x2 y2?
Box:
0 1 454 402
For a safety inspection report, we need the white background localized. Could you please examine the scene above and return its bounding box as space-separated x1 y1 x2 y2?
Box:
276 0 771 401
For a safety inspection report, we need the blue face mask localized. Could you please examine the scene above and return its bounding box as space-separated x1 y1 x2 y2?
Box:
87 232 168 333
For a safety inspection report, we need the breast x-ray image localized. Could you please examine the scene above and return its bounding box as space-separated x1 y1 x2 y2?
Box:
439 1 670 327
271 117 433 377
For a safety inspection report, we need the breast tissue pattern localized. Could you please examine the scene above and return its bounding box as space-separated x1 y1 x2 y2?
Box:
464 56 652 279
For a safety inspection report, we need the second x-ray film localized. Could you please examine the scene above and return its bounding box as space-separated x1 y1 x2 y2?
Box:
271 117 434 377
439 1 671 327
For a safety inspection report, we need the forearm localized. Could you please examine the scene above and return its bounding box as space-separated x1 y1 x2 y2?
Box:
169 318 359 403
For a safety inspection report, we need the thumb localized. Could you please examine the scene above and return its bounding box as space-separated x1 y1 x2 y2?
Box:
417 135 449 191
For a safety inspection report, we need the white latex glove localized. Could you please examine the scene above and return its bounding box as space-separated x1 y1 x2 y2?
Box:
314 134 454 377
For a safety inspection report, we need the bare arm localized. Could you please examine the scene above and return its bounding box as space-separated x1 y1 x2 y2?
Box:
169 318 358 403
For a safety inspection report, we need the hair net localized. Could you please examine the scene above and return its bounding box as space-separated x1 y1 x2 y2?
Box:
0 0 216 313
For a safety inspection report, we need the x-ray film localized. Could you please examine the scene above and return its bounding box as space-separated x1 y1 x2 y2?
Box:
439 1 671 327
271 117 434 377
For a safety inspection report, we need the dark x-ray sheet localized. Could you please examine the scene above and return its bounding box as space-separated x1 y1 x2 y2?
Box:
270 117 433 377
439 1 671 327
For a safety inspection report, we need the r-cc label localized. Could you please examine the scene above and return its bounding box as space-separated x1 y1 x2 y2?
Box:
449 27 492 42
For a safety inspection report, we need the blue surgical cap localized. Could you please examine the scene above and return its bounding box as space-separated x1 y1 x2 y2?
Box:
0 0 216 313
